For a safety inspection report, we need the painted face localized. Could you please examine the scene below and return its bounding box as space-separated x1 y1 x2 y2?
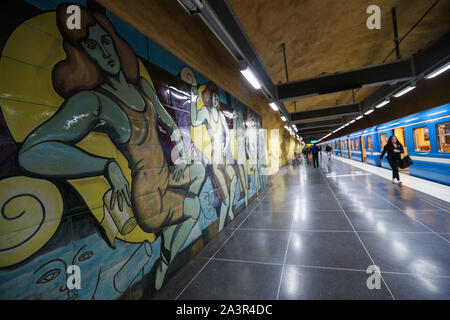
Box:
81 24 120 75
212 92 219 109
31 244 96 300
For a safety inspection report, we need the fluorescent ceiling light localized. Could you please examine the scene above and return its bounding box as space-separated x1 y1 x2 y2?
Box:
356 115 363 120
364 109 374 115
428 110 446 116
425 62 450 79
393 85 415 98
280 115 287 121
349 120 356 124
375 100 390 109
269 102 278 111
240 67 261 89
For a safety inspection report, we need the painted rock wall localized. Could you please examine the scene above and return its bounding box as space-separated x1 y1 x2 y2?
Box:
0 0 270 300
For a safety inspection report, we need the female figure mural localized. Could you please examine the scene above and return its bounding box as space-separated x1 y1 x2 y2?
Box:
233 102 249 206
17 5 205 290
190 83 237 232
256 118 268 189
246 109 261 195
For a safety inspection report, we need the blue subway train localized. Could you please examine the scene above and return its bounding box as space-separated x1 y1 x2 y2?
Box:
326 103 450 185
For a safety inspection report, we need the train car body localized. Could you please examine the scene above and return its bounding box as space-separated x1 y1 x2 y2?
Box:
327 103 450 185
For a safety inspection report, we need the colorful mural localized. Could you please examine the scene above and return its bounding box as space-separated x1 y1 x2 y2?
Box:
0 1 268 299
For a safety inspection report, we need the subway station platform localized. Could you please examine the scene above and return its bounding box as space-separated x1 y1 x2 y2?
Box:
153 155 450 300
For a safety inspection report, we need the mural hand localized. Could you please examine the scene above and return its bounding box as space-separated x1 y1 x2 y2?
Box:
106 161 131 211
124 184 132 208
173 162 187 182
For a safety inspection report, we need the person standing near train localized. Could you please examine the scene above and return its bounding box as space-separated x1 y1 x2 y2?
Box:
379 135 404 184
311 143 320 169
325 143 332 160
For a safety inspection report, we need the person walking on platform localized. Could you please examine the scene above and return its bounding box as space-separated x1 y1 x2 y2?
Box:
311 143 320 169
293 152 299 167
379 135 404 184
325 143 332 160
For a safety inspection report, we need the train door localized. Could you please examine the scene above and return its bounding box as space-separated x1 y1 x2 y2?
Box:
361 136 367 162
379 131 393 169
379 132 389 149
347 138 351 159
394 127 408 155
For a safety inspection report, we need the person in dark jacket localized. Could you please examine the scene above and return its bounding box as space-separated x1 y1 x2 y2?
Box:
325 143 332 160
379 135 404 184
311 143 320 169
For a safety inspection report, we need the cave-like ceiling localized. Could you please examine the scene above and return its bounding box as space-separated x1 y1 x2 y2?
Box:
229 0 450 113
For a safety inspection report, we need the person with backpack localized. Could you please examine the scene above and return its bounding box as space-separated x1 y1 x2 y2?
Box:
379 135 404 184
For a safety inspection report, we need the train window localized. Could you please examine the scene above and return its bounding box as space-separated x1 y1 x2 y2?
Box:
355 138 359 149
413 127 431 152
367 136 373 150
436 122 450 153
380 134 388 148
351 139 354 150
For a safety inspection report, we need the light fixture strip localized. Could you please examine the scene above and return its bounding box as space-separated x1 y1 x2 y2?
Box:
240 67 261 89
425 62 450 79
375 100 390 109
393 85 415 98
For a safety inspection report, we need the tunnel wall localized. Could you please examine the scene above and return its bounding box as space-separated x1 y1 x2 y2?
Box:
0 0 299 300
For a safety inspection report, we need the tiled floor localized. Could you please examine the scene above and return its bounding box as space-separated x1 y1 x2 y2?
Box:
152 155 450 300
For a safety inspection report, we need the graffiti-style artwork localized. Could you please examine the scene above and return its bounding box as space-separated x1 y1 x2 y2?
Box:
190 82 239 232
0 2 267 299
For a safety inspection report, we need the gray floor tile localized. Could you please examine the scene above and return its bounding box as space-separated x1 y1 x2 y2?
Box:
291 211 353 231
402 210 450 233
278 265 393 300
285 231 373 270
359 232 450 276
177 259 282 300
383 273 450 300
215 229 290 264
345 210 430 232
240 213 293 230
